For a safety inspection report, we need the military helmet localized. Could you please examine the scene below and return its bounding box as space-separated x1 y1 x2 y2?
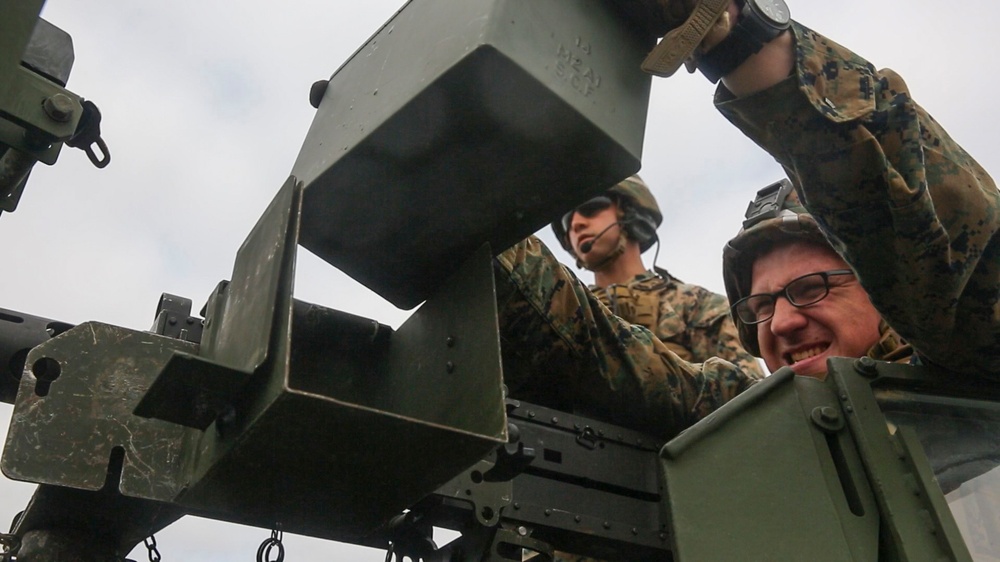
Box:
551 174 663 255
722 179 832 356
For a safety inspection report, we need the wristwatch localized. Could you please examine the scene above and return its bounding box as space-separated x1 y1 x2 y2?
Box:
698 0 791 83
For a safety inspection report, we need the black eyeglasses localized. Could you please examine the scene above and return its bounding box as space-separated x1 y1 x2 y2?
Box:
561 196 614 232
732 269 855 325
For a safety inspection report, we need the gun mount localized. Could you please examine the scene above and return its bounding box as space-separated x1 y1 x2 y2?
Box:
1 1 998 561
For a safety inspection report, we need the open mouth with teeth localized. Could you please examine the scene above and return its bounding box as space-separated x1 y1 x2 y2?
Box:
785 344 829 366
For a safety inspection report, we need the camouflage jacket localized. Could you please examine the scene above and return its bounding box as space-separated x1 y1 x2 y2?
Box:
716 22 1000 380
589 269 763 378
495 237 757 442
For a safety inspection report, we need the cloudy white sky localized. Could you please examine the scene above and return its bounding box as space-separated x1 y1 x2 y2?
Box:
2 1 998 559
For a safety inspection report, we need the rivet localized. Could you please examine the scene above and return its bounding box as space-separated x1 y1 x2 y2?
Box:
513 502 521 510
631 528 638 536
517 526 528 536
574 515 582 523
544 509 552 517
446 361 455 373
528 411 536 418
551 416 559 424
446 336 456 347
603 521 611 530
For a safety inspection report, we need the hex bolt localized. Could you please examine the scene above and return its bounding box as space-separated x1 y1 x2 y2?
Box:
43 93 75 122
819 406 839 424
854 356 879 377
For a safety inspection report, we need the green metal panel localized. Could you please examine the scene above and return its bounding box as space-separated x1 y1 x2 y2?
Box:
292 0 653 308
1 322 197 500
663 360 980 561
662 369 880 561
177 242 506 540
828 358 977 561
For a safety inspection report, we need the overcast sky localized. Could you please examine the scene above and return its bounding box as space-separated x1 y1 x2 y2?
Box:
3 1 998 560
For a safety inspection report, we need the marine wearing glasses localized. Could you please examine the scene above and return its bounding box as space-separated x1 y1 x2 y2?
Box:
559 195 614 233
731 269 855 325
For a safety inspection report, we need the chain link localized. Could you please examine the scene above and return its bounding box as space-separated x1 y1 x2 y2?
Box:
256 526 284 562
144 535 161 562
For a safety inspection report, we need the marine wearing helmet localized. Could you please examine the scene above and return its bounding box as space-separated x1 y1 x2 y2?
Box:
551 174 763 376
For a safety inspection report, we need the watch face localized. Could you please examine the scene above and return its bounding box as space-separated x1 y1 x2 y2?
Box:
751 0 791 26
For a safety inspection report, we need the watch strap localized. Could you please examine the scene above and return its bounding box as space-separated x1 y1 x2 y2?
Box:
641 0 730 78
697 22 766 83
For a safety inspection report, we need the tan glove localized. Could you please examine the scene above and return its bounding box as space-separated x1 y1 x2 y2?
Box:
641 0 734 77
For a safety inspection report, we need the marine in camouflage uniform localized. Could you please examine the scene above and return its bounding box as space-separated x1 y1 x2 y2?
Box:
497 8 998 560
494 237 754 442
551 175 762 376
715 21 1000 379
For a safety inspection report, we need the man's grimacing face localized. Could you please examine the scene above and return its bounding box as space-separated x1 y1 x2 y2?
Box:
750 241 883 378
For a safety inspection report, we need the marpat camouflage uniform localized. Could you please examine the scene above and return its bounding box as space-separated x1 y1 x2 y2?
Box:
494 236 756 441
591 268 764 378
716 22 1000 379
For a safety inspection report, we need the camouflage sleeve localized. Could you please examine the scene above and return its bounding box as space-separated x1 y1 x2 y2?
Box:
714 22 1000 380
494 236 755 441
674 284 765 379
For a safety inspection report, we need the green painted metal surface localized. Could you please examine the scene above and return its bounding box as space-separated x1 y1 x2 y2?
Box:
1 322 197 500
662 360 982 561
292 0 653 308
0 1 78 162
663 369 880 561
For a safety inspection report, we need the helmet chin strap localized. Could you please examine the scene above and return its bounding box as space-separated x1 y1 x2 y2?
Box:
576 231 627 271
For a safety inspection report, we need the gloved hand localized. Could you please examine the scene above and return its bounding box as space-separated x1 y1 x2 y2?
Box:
640 0 735 77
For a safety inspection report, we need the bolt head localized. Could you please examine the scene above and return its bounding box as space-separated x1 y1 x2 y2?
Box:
43 94 75 122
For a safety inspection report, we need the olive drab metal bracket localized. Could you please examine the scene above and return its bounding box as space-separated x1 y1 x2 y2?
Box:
0 0 110 216
3 176 509 555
